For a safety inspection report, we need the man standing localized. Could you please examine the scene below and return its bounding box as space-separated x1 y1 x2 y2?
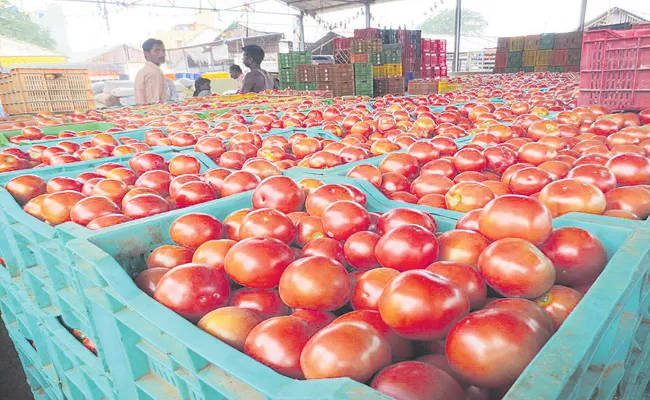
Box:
134 39 166 104
240 45 278 93
229 65 245 92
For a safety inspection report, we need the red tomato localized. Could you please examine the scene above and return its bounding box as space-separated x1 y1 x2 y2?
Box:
122 194 171 220
198 307 262 351
86 214 132 230
604 186 650 219
192 239 236 270
279 256 350 311
410 175 454 199
239 208 295 244
224 237 294 289
347 165 382 188
203 168 232 194
5 175 47 205
539 227 607 287
445 309 550 388
380 172 411 196
455 209 481 231
375 224 439 271
427 261 487 310
478 238 556 298
300 321 392 381
509 167 553 196
484 298 554 335
135 170 173 197
518 142 558 166
371 361 465 400
483 146 517 175
351 268 400 311
408 141 440 165
244 316 317 379
251 176 305 213
421 159 457 180
221 171 261 197
174 181 218 208
344 231 381 270
320 201 370 241
605 153 650 186
445 182 495 212
534 285 583 331
539 178 606 218
300 237 346 265
169 213 223 249
69 196 119 226
147 245 194 269
129 152 167 175
153 263 230 322
230 288 289 319
134 268 168 297
294 216 324 247
437 229 490 266
291 309 336 330
453 148 486 173
305 184 354 216
377 207 437 235
378 270 470 341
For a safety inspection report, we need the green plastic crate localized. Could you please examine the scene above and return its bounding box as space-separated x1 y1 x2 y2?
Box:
539 33 556 50
64 174 650 400
508 52 523 68
279 68 296 82
549 66 566 72
369 52 383 65
522 66 535 72
9 127 155 153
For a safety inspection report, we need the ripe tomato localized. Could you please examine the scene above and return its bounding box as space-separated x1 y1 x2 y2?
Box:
320 201 370 241
244 316 317 379
518 143 558 166
192 239 236 270
605 153 650 186
539 179 606 218
239 208 295 244
371 361 465 400
604 186 650 219
445 309 550 388
134 268 168 297
279 256 350 311
426 261 487 310
343 231 381 270
539 227 607 287
478 238 556 298
230 288 289 319
445 182 495 212
483 146 517 175
129 152 167 174
484 298 554 335
410 174 454 199
351 268 399 311
203 169 231 194
169 213 223 249
86 214 132 230
379 270 470 340
437 229 490 266
421 159 457 180
147 245 194 269
347 165 382 188
251 176 305 213
6 175 47 205
174 181 218 208
91 179 129 204
291 309 336 330
69 196 119 226
300 237 346 265
220 171 261 197
408 142 440 165
380 172 410 196
534 285 583 331
135 170 173 197
153 264 230 322
122 194 170 220
509 167 553 196
456 209 481 231
224 237 294 289
377 208 437 235
300 321 391 381
453 148 486 173
375 224 439 271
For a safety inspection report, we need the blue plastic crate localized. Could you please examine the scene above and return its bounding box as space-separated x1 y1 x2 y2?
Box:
64 175 650 400
0 266 64 399
0 149 217 355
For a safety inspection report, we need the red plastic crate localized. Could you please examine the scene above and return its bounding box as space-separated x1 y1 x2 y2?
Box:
552 49 569 66
440 65 448 77
422 39 431 52
579 28 650 110
495 52 508 68
565 65 580 72
333 37 350 50
353 28 380 39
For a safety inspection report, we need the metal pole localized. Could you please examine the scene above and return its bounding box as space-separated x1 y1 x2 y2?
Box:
453 0 462 72
298 13 306 51
365 3 371 28
578 0 588 31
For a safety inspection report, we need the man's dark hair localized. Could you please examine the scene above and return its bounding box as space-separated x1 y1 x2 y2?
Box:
229 64 243 73
142 38 164 53
243 45 265 64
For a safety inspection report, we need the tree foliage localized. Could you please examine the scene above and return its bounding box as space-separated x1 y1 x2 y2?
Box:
0 1 56 50
417 8 488 36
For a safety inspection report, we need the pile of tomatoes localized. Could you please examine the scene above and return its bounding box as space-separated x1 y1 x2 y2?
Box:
134 175 608 399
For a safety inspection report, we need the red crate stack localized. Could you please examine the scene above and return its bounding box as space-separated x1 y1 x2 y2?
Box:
420 39 448 78
333 37 350 50
353 28 380 39
578 27 650 111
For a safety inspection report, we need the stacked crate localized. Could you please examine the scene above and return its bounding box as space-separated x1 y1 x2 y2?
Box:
407 79 438 95
295 65 317 91
374 76 405 96
354 63 373 97
421 39 448 79
493 31 582 73
278 51 312 89
315 64 354 97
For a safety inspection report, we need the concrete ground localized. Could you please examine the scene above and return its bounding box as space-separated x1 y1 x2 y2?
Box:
0 319 33 400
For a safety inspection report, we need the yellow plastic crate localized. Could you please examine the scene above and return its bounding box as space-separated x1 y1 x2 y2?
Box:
202 71 231 79
535 49 553 66
522 51 537 67
385 64 402 77
372 65 386 78
438 81 462 93
534 66 549 72
509 36 525 52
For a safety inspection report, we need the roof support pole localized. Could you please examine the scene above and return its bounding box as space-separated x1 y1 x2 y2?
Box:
453 0 462 72
298 12 306 51
365 3 371 28
578 0 588 31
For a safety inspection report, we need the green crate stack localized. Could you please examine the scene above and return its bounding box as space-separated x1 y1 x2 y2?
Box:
303 82 317 90
369 52 383 66
507 52 523 68
354 63 373 79
381 49 401 64
506 67 520 73
354 63 373 96
522 66 535 72
539 33 556 50
278 51 312 89
549 66 566 72
278 53 292 69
